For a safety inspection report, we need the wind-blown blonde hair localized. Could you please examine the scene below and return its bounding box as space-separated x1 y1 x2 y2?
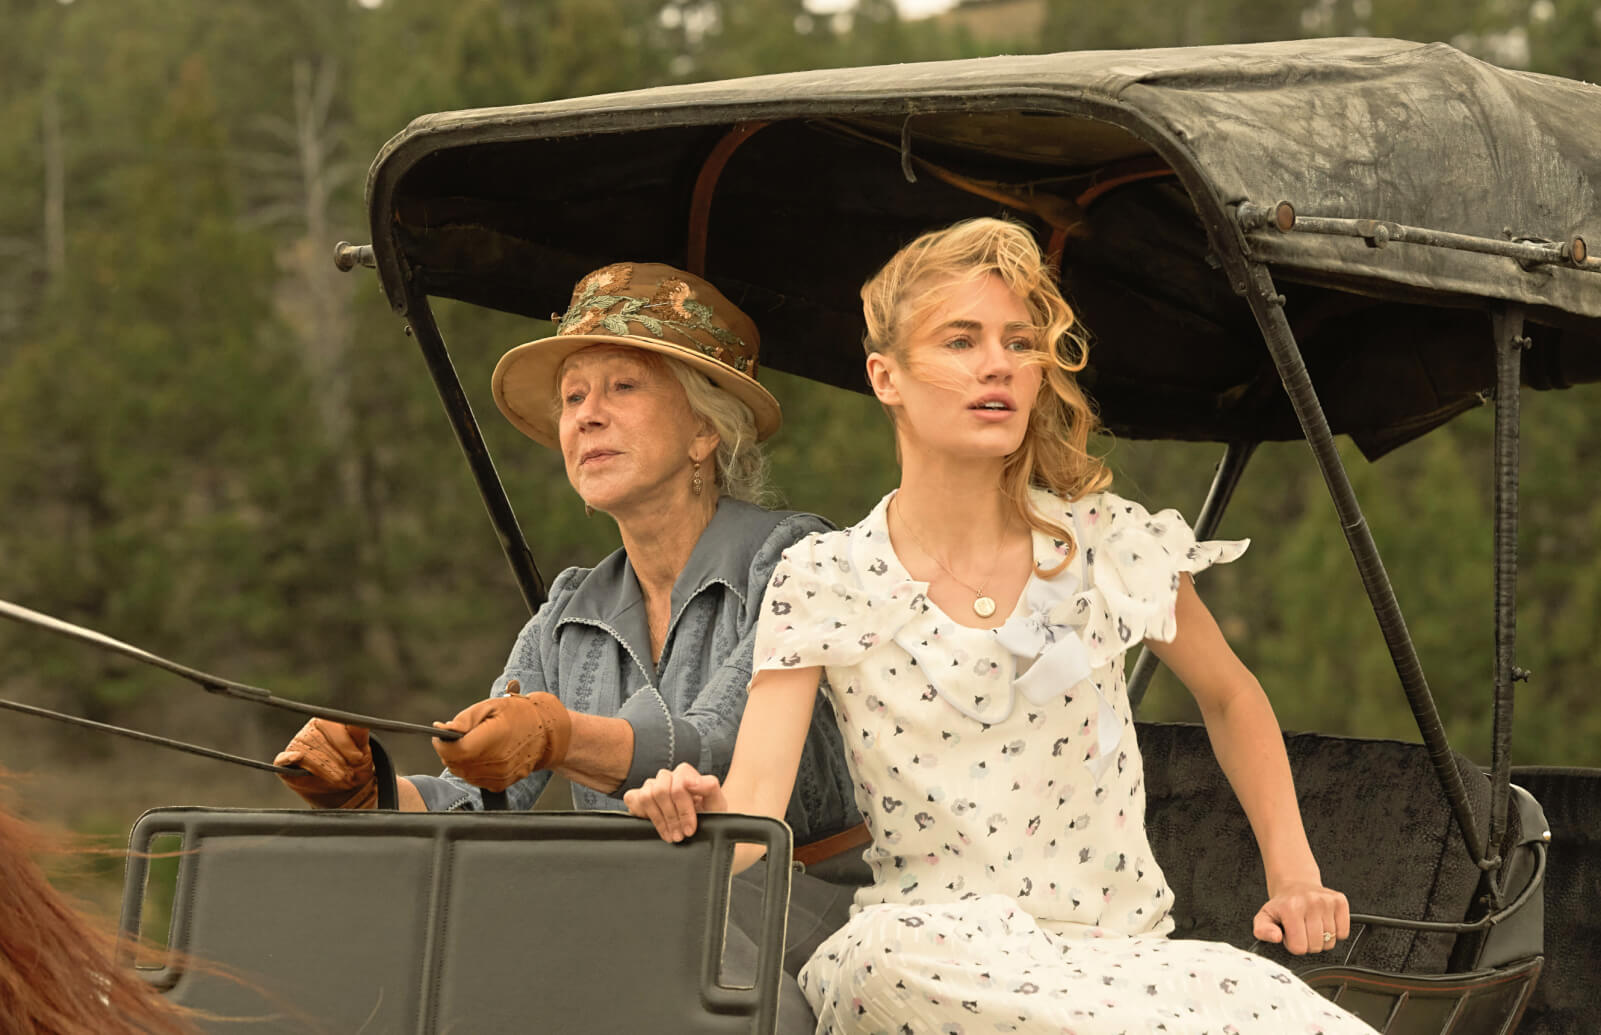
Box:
861 217 1109 571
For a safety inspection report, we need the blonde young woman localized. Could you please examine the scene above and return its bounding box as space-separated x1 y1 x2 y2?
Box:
627 220 1378 1033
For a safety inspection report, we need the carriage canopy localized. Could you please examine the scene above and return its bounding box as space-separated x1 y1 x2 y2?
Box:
365 37 1601 457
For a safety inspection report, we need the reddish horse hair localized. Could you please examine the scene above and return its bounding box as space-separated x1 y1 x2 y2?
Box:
0 772 193 1034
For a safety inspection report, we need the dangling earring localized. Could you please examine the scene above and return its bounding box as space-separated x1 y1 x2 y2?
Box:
584 503 594 517
691 460 704 496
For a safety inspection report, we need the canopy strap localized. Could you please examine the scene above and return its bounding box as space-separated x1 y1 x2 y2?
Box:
1051 157 1178 267
0 598 458 741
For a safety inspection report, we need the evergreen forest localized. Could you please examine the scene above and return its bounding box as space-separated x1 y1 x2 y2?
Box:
1 0 1597 868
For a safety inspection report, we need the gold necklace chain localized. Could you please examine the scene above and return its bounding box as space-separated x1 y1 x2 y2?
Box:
892 498 1004 618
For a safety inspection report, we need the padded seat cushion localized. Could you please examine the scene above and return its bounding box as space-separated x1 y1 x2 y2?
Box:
1507 765 1601 1035
1138 722 1493 975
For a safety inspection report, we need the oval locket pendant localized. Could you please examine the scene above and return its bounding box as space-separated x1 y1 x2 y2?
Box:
972 596 997 618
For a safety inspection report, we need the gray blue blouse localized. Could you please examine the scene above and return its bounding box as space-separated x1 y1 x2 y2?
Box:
408 499 861 845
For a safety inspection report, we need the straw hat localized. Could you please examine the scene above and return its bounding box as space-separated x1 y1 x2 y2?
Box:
492 262 782 448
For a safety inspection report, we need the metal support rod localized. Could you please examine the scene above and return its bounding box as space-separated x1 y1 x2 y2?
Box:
1237 259 1489 867
1128 440 1259 712
400 294 547 614
1239 201 1597 274
1487 306 1526 896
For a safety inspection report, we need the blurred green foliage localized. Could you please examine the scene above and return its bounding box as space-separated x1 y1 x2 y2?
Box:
0 0 1596 830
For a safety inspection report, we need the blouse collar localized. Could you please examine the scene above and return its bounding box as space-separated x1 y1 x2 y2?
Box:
848 487 1119 780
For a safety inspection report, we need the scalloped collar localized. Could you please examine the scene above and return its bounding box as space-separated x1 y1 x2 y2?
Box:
840 490 1121 779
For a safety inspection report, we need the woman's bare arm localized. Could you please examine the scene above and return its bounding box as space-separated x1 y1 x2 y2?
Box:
625 665 821 871
1145 575 1350 955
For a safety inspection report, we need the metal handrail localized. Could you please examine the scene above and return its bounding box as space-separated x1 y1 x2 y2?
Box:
1247 841 1546 962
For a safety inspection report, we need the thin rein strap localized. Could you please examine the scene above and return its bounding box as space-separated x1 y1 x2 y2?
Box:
0 697 298 774
0 598 460 742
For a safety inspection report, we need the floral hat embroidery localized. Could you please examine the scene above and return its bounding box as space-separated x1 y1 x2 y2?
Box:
556 263 756 374
491 262 781 448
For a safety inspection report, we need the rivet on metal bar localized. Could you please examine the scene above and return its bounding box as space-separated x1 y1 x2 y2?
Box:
334 241 376 271
1355 220 1392 248
1274 201 1295 231
1569 236 1587 265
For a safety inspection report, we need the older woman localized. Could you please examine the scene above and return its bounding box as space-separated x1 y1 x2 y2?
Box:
274 265 861 1029
276 261 855 830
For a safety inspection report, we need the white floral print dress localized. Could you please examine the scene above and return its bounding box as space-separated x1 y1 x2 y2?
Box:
753 487 1376 1035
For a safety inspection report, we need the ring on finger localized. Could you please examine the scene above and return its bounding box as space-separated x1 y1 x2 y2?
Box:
1322 931 1336 944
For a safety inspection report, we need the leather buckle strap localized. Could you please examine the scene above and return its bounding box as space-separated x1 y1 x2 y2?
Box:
793 822 870 867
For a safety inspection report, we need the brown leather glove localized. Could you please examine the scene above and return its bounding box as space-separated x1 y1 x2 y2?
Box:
273 718 378 810
432 679 573 792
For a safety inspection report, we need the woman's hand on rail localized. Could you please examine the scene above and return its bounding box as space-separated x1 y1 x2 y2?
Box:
273 718 377 809
623 762 728 842
1253 878 1352 955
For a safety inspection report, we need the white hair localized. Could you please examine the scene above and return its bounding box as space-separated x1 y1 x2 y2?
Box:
659 355 776 507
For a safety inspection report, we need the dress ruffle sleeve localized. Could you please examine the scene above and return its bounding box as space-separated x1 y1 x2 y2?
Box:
753 528 931 674
1053 491 1249 670
982 489 1248 782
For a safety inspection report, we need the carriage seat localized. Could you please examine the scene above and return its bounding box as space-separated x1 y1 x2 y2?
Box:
1506 765 1600 1035
1138 721 1504 976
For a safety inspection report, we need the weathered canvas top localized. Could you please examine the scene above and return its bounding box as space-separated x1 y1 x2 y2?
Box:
367 38 1601 454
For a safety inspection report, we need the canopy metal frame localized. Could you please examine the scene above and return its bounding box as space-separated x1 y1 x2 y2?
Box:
1125 440 1258 712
